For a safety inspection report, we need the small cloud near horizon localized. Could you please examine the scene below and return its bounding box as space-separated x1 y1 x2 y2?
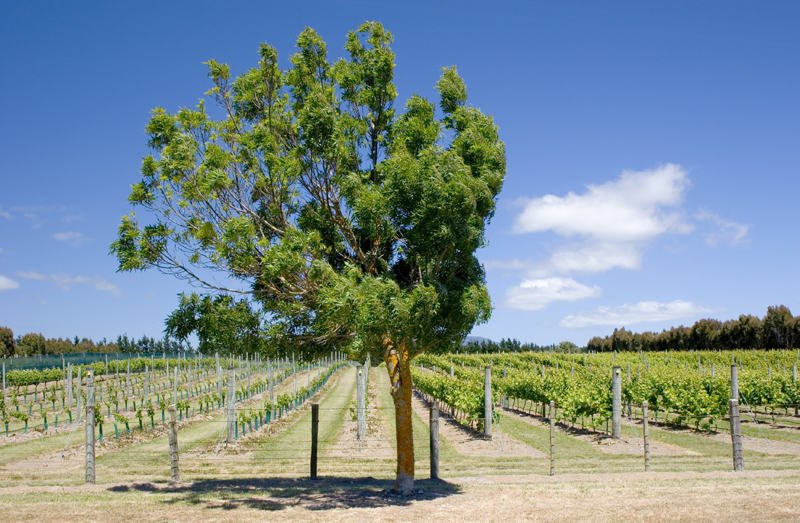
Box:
560 300 717 328
503 277 602 311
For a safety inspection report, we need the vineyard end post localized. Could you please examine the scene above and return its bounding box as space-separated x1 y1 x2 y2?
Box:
549 400 555 476
168 405 179 482
612 366 621 439
729 399 744 471
356 365 366 442
430 400 440 480
226 367 235 443
643 401 650 472
85 370 95 485
310 404 319 479
484 366 492 438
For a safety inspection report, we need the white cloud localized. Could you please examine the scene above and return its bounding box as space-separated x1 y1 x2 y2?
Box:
503 277 602 311
0 204 68 228
544 242 642 275
0 275 20 291
696 210 748 247
50 274 122 296
17 271 47 280
500 164 695 277
559 300 716 328
485 242 642 277
514 163 693 241
53 231 85 244
483 258 538 272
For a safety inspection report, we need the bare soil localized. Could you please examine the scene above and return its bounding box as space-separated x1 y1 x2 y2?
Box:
0 424 73 446
501 407 699 456
414 393 546 458
706 431 800 455
326 368 395 460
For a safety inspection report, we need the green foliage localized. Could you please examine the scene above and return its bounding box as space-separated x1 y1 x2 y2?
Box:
165 293 260 355
16 333 47 356
587 305 800 352
111 22 505 363
0 327 15 357
418 349 800 430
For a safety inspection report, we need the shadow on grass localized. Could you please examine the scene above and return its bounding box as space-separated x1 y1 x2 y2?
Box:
107 476 461 511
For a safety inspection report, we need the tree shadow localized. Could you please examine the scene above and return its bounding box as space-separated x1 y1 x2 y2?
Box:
107 476 461 512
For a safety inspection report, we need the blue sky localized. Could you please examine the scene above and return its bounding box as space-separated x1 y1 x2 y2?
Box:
1 1 798 346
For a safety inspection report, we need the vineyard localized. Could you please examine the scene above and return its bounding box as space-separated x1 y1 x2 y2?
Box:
1 350 800 521
414 349 800 432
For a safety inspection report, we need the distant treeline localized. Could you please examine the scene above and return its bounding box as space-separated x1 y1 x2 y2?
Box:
463 338 581 354
0 327 191 357
586 305 799 352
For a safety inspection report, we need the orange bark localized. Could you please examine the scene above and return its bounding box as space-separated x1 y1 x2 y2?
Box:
383 337 414 495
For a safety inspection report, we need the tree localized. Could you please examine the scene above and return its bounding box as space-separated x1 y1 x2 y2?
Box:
761 305 794 349
0 327 15 357
17 333 47 356
165 293 261 355
720 314 761 350
110 22 505 494
690 318 722 351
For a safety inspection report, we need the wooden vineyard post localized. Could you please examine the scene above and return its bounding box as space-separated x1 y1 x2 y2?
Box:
217 357 222 399
310 404 319 479
269 358 275 421
549 400 555 476
356 365 366 443
67 364 73 421
76 366 82 415
643 401 650 472
226 367 235 443
168 405 179 482
430 400 440 480
730 399 744 471
626 364 631 416
85 370 95 484
293 355 297 409
794 363 798 416
731 364 739 403
484 365 492 438
612 366 621 439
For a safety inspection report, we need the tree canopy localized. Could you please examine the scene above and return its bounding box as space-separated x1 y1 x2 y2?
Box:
586 305 800 352
111 21 505 493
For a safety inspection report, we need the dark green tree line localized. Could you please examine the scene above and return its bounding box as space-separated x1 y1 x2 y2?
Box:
587 305 800 352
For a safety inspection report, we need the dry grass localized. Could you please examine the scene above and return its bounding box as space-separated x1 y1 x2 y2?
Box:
1 470 799 522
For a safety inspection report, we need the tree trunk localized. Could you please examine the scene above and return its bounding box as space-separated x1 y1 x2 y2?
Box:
383 338 414 495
